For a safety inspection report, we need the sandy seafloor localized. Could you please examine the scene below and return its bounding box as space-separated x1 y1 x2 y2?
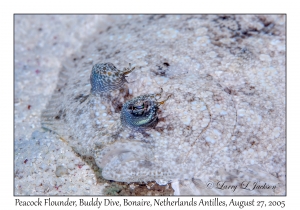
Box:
14 15 286 195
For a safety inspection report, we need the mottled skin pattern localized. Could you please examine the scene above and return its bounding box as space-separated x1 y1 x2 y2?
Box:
41 15 285 195
90 62 135 95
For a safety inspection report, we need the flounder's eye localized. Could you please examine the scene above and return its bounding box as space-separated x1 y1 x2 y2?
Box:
90 62 135 94
120 92 170 132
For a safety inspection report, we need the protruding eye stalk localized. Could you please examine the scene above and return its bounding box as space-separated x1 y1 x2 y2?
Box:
123 63 135 76
90 62 135 95
154 88 172 106
158 94 172 106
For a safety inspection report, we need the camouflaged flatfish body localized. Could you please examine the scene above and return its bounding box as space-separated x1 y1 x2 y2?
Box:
41 15 285 195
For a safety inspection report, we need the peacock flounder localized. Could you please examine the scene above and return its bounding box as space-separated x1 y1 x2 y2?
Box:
41 15 285 195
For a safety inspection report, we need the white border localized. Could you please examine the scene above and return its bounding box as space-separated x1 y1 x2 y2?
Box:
2 0 294 209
